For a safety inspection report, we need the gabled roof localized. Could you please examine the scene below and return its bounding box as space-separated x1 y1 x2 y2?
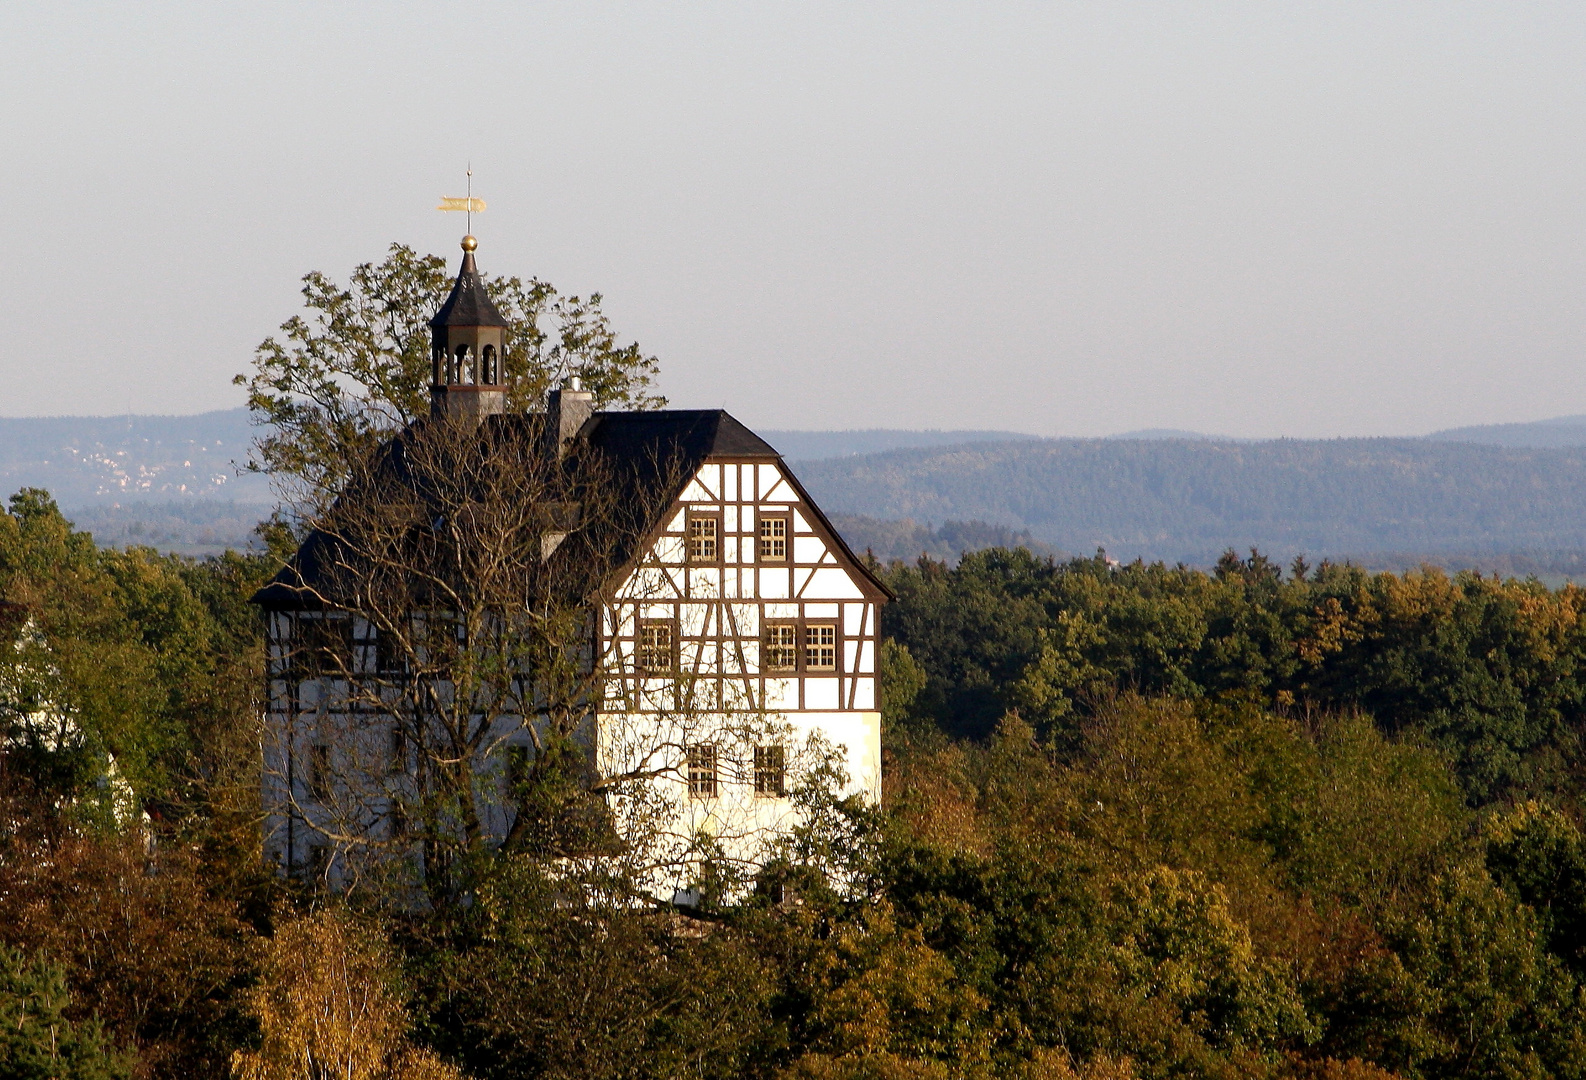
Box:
582 409 781 462
430 251 508 329
251 408 890 609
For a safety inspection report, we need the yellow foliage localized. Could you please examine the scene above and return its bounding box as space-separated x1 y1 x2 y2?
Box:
1020 1048 1138 1080
231 909 463 1080
884 740 992 858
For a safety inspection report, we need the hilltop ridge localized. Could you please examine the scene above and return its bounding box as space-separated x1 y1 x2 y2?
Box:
1 411 1585 564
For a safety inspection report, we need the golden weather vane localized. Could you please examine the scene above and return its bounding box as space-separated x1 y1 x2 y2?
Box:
437 166 486 236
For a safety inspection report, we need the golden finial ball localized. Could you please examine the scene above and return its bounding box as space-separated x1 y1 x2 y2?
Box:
461 235 478 252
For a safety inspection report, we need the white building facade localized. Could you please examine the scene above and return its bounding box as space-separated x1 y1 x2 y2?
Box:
254 238 887 898
599 450 886 892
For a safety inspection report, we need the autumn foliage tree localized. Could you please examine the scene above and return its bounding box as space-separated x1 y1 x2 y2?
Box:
232 909 460 1080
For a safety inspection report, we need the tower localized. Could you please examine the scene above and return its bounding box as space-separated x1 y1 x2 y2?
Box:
430 235 508 421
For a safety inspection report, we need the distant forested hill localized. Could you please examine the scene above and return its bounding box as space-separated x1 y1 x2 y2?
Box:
7 411 1586 563
759 428 1038 459
793 437 1586 565
1426 414 1586 447
827 514 1065 564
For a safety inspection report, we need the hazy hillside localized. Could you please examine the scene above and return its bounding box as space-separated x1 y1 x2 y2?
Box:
793 437 1586 566
4 411 1586 563
827 514 1064 564
1426 414 1586 448
0 408 267 506
761 428 1038 459
63 500 270 556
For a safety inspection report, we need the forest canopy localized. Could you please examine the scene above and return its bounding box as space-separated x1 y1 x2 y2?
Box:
3 488 1586 1077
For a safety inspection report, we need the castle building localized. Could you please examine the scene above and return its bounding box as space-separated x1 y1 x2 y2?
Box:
252 237 888 898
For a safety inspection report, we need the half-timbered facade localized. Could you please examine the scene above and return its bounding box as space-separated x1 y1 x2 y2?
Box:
253 238 888 897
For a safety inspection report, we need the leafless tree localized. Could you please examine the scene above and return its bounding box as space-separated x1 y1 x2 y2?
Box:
265 412 832 905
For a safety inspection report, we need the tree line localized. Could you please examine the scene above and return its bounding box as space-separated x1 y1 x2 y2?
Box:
9 508 1586 1078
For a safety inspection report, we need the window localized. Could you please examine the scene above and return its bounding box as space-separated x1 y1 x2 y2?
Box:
374 628 407 676
505 744 533 791
388 802 407 839
805 624 838 671
755 745 786 797
638 620 676 673
387 727 405 776
305 843 330 880
759 515 788 561
764 623 799 671
291 617 352 677
688 514 719 562
418 616 461 669
308 744 331 801
687 745 718 798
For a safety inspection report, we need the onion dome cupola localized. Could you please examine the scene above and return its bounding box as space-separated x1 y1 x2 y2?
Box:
430 235 509 421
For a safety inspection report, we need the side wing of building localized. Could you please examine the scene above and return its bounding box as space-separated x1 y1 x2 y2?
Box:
601 455 887 820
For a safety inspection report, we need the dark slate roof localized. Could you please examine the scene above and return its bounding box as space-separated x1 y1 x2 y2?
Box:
581 409 781 461
430 251 508 329
251 409 887 609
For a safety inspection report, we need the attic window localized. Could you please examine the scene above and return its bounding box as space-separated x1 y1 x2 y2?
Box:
804 624 837 672
638 620 676 673
764 623 799 671
759 515 788 561
291 616 352 678
688 514 719 563
374 628 407 677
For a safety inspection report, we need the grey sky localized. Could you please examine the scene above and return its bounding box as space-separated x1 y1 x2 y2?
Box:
2 2 1583 437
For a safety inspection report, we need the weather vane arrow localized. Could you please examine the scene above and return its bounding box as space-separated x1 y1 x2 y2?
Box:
437 167 485 233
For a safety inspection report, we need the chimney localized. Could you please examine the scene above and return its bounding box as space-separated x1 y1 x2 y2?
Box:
546 377 594 458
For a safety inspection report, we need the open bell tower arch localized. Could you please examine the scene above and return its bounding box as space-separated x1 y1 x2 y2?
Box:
430 234 508 422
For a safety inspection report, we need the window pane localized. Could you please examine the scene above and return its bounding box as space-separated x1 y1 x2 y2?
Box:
805 623 837 671
687 744 718 798
755 745 786 796
759 516 787 561
689 517 719 562
765 623 799 671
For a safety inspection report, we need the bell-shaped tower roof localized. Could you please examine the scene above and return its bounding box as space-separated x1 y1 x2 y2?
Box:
431 235 508 329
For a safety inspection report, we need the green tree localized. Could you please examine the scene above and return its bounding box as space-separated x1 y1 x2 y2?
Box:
414 861 773 1080
1486 802 1586 976
235 243 665 501
0 945 130 1080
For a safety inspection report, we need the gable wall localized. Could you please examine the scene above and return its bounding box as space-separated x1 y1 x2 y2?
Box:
608 458 881 715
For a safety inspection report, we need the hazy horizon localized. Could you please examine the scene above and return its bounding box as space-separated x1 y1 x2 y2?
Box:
0 404 1581 445
4 3 1585 438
